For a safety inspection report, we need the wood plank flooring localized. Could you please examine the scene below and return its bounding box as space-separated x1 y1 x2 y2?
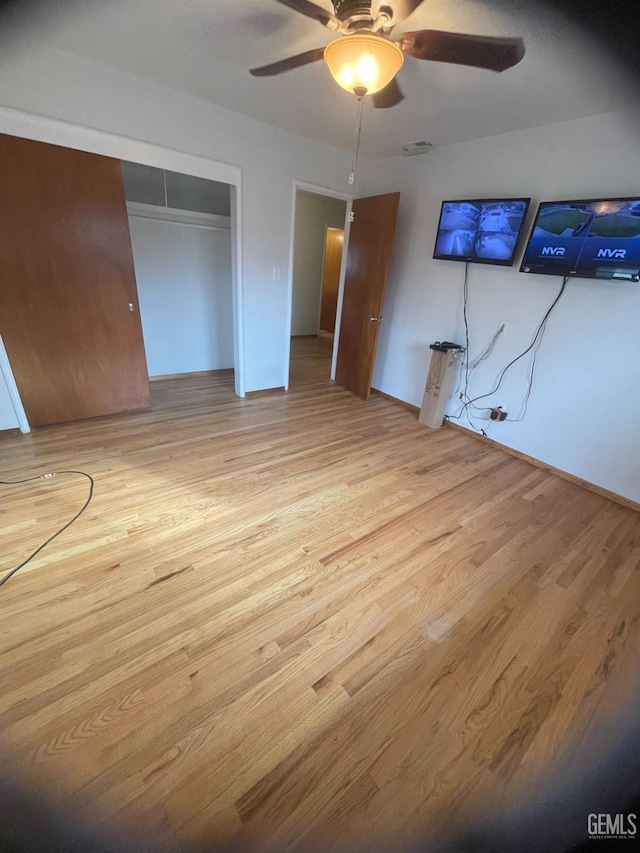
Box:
1 336 639 851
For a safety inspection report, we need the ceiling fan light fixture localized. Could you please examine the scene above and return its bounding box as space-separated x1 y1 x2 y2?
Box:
324 33 404 95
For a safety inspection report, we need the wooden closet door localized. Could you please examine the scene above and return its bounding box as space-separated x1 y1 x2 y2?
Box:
0 133 150 426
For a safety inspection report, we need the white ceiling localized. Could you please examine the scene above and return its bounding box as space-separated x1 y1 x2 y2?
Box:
4 0 637 158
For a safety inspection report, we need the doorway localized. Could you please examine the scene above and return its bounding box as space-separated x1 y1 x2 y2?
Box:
122 161 235 391
289 189 347 388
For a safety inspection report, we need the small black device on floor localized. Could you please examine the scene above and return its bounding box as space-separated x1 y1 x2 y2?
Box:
430 341 463 353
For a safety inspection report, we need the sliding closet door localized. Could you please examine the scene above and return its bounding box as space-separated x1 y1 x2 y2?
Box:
0 133 150 426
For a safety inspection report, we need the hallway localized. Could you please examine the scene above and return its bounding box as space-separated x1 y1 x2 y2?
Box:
289 335 334 389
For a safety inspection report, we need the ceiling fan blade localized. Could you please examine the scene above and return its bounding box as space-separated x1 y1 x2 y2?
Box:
250 47 326 77
272 0 339 29
397 29 525 72
372 77 405 108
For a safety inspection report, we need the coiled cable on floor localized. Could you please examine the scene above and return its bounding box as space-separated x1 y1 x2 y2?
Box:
0 471 94 589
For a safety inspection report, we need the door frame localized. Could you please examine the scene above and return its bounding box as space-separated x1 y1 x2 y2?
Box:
0 107 245 400
0 333 29 433
286 180 353 390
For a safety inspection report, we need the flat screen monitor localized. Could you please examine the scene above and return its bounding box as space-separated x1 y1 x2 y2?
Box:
520 198 640 281
433 198 531 266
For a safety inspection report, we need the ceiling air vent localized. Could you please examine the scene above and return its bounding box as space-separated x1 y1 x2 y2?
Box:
401 140 433 157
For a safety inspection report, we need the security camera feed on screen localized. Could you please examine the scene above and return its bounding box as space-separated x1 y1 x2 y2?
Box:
433 198 530 266
520 198 640 280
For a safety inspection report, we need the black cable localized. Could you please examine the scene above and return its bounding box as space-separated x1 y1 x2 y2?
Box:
446 262 489 435
457 276 569 419
453 323 505 403
0 471 94 589
508 315 548 422
462 261 470 400
464 402 482 434
445 263 471 423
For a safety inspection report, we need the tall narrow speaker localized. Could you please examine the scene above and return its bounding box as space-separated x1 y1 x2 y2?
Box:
418 342 462 429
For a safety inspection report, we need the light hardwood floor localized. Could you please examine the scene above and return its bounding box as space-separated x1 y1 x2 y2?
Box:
1 336 639 851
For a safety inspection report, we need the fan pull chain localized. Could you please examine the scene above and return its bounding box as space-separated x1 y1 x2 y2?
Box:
348 94 364 186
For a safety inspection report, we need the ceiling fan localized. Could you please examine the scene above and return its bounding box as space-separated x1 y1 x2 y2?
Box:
250 0 525 108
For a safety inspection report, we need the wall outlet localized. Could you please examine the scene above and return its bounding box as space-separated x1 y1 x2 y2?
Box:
490 406 508 421
272 266 281 281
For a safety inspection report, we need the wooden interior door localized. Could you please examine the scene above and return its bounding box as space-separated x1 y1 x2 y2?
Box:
0 133 150 426
319 227 344 335
335 192 400 400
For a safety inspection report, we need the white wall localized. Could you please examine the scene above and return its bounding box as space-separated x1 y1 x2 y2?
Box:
1 46 637 500
291 192 346 336
0 47 356 394
362 110 640 502
128 215 233 377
